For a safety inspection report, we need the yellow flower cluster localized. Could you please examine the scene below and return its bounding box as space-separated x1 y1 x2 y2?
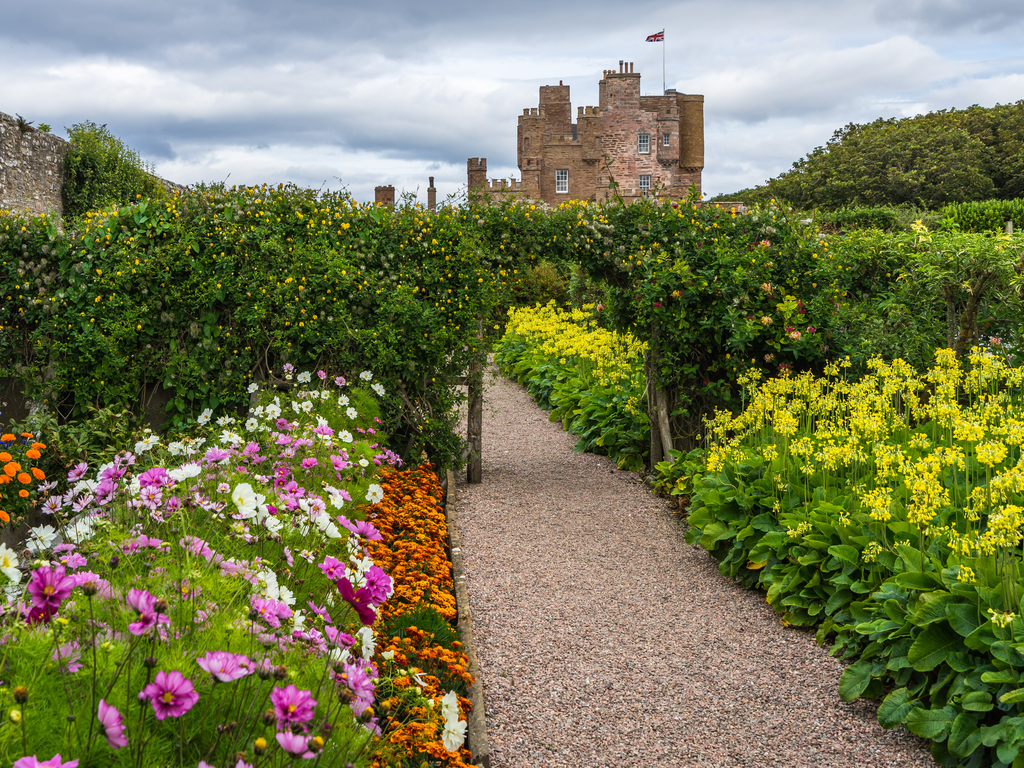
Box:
502 302 647 393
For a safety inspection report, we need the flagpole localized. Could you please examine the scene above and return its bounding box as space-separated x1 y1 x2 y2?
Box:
663 30 666 94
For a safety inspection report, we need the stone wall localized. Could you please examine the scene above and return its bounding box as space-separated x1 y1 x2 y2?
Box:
0 111 69 218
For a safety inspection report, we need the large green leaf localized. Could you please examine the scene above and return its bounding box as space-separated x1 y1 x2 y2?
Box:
912 591 954 626
905 705 957 739
896 571 944 591
839 661 874 702
947 602 984 638
877 687 921 729
909 623 967 671
828 544 859 566
947 712 983 759
1001 688 1024 704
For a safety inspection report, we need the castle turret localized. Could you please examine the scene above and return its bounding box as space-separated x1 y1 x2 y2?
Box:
374 185 395 207
467 158 487 191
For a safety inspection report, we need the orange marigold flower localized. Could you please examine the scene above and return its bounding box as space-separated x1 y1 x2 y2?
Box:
18 490 28 498
31 467 45 481
3 463 20 477
26 449 41 460
19 433 32 439
0 453 10 463
31 443 46 450
0 435 14 443
0 511 8 523
17 473 31 485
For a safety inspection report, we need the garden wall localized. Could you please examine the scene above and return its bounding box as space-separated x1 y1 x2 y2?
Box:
0 111 68 218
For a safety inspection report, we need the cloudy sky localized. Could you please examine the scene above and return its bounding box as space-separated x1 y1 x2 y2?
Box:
2 0 1022 204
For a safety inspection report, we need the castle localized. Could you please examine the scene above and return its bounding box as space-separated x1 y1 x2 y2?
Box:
468 61 703 204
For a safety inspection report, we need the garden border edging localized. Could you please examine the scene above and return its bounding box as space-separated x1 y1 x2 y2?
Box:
443 469 491 768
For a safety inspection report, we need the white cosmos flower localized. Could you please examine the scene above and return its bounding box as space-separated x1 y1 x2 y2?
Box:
247 382 259 394
0 544 20 583
197 408 214 425
216 415 236 427
346 408 358 420
134 435 160 454
371 382 385 396
168 463 202 483
251 405 265 417
265 403 282 419
366 484 384 505
300 401 313 414
337 395 350 406
167 441 185 456
357 626 375 660
245 418 259 431
441 691 459 721
339 430 353 444
358 458 369 468
220 430 243 445
442 713 467 753
65 517 95 545
359 371 373 381
232 483 266 518
263 515 282 535
26 525 58 553
290 401 302 414
297 371 312 383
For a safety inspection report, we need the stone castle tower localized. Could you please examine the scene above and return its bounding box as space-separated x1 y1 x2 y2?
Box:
469 61 703 204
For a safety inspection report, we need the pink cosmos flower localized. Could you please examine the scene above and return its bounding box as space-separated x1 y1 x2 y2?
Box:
306 600 333 624
363 566 393 604
324 625 354 647
271 684 317 725
27 565 75 620
197 651 253 682
52 641 82 674
318 556 346 581
141 670 199 719
275 732 314 758
338 517 381 541
13 755 79 768
336 577 376 626
340 659 376 715
126 589 169 636
98 699 127 749
67 462 89 482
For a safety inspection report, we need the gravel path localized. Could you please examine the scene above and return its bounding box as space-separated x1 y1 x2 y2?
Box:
452 370 937 768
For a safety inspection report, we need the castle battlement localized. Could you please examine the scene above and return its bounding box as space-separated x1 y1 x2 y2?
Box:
470 62 703 204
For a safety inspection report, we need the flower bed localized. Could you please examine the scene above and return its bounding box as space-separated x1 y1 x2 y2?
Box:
0 370 468 767
681 348 1024 767
494 303 649 471
367 466 473 766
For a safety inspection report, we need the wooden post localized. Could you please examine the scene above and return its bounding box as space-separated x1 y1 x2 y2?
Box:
1007 220 1014 235
466 318 484 484
646 320 673 469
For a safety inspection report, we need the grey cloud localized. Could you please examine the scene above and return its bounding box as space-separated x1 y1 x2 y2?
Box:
873 0 1024 35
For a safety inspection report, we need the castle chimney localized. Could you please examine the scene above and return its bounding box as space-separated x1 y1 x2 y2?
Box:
427 176 436 212
619 60 623 73
374 185 395 207
629 62 634 73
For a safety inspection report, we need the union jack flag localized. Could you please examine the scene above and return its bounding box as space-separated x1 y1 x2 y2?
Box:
646 30 664 42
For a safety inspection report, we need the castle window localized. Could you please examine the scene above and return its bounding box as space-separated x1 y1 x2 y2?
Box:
663 133 671 147
639 175 651 192
556 169 568 193
638 133 650 154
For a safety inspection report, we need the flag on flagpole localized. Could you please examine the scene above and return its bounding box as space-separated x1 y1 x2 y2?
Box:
646 30 664 42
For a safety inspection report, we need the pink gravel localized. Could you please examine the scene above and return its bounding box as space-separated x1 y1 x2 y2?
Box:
452 371 936 768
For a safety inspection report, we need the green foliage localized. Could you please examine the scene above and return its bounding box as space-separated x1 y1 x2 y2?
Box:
815 206 901 232
678 352 1024 766
494 304 649 471
62 121 166 221
745 102 1024 211
510 260 568 307
943 198 1024 233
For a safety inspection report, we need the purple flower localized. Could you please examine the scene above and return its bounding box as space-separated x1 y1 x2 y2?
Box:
324 625 354 647
271 684 317 725
336 578 376 626
363 566 393 604
67 462 89 482
306 600 332 624
141 670 199 719
275 732 314 758
197 651 253 682
204 447 233 464
318 556 346 581
339 659 376 715
137 467 171 488
27 565 75 620
334 376 346 387
52 641 83 673
98 699 127 749
338 516 381 541
13 756 79 768
317 370 327 380
126 589 168 636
